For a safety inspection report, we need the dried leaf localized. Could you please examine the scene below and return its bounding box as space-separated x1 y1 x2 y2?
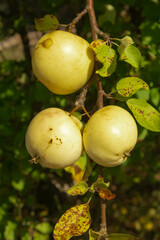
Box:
99 188 116 200
53 203 91 240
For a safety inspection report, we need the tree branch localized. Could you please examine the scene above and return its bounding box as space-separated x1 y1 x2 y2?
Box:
87 0 108 237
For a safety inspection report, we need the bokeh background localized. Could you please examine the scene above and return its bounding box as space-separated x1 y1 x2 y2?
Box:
0 0 160 239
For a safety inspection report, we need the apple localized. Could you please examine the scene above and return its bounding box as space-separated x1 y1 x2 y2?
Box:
32 30 94 95
83 105 138 167
25 108 83 169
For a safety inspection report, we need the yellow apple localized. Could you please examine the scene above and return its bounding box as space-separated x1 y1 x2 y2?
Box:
32 30 94 95
83 105 138 167
25 108 83 169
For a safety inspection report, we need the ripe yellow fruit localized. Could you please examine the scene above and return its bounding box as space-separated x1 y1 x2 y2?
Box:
83 105 138 167
25 108 83 169
32 30 94 95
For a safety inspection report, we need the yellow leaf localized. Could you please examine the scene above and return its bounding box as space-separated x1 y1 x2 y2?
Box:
65 152 87 183
53 203 91 240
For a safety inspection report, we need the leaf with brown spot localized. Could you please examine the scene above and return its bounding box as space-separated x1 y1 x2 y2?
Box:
127 98 160 132
65 152 87 183
66 181 89 196
35 14 59 32
90 40 117 77
99 188 116 200
53 203 91 240
116 77 149 97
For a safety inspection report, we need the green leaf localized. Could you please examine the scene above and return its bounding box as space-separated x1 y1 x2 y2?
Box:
127 98 160 132
83 156 96 181
4 221 17 240
150 88 160 106
136 89 150 101
90 177 110 192
98 4 116 25
66 181 89 196
53 203 91 240
90 40 117 77
118 36 134 60
72 111 82 121
116 77 149 97
35 14 59 32
35 222 52 234
124 45 143 68
120 36 134 46
11 168 26 191
33 232 49 240
118 37 142 68
22 231 32 240
108 233 139 240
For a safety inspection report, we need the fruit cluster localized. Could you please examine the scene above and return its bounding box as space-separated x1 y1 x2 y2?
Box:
26 30 138 169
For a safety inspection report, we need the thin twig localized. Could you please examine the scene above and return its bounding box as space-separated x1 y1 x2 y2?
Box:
96 28 110 41
69 8 88 32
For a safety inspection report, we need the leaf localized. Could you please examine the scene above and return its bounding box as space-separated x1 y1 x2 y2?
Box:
83 156 96 181
127 98 160 132
11 168 26 191
90 40 117 77
150 88 160 106
136 89 150 101
4 221 17 240
89 229 99 240
90 177 110 192
66 181 89 196
120 36 134 46
108 233 139 240
35 222 52 234
116 77 149 97
124 45 143 68
35 14 59 32
65 152 87 183
53 203 91 240
118 36 134 60
72 111 82 121
99 188 116 200
98 4 116 25
21 231 32 240
118 37 142 68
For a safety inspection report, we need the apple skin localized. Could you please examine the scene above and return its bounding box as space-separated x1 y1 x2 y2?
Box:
25 108 83 169
83 105 138 167
32 30 94 95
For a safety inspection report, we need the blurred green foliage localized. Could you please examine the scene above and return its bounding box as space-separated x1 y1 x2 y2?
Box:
0 0 160 239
